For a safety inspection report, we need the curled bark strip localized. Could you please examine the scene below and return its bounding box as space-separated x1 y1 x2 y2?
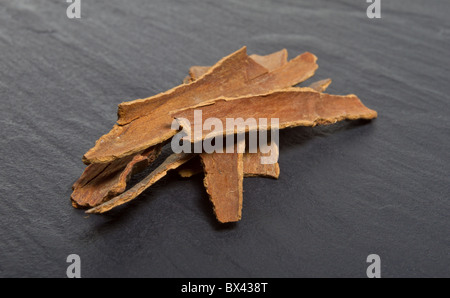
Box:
71 145 162 208
174 87 377 143
86 153 194 214
83 48 318 164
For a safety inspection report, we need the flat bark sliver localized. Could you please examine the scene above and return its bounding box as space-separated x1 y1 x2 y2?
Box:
86 153 194 214
249 49 288 72
185 48 289 83
308 78 332 92
200 143 244 223
173 87 377 143
243 142 280 179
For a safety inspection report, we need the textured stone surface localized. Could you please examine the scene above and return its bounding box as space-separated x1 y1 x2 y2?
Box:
0 0 449 277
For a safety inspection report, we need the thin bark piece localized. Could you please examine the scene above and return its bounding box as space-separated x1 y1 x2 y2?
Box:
174 87 377 143
243 142 280 179
188 66 211 82
178 144 280 179
308 78 332 92
200 143 244 223
71 145 162 208
86 153 194 214
249 49 288 72
83 47 318 164
184 49 289 83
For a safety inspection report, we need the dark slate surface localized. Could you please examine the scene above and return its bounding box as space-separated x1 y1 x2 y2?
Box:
0 0 449 278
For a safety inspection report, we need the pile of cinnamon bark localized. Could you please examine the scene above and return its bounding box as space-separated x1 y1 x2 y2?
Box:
71 47 377 223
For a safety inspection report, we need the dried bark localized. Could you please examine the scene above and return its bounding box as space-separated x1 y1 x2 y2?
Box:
178 145 280 179
188 66 211 83
72 49 296 208
71 145 162 208
83 47 318 164
173 87 377 143
200 143 244 223
72 47 378 222
86 153 194 214
243 142 280 179
249 49 288 72
308 78 332 92
198 141 279 223
184 49 289 83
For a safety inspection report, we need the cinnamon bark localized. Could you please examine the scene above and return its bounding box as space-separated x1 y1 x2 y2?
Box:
72 49 296 208
83 47 318 164
173 87 377 143
72 47 377 222
71 145 162 208
243 142 280 179
308 78 332 92
86 153 194 214
178 144 280 179
200 143 244 223
184 48 289 83
249 49 288 72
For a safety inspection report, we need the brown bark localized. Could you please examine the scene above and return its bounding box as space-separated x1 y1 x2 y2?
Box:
72 47 377 222
308 78 332 92
200 143 244 223
71 49 295 208
178 144 280 179
184 48 289 83
173 87 377 143
249 49 288 72
243 142 280 179
86 153 194 214
71 145 162 208
82 47 318 165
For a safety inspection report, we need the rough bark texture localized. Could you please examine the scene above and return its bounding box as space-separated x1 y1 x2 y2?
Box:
200 145 244 223
174 87 377 143
86 153 194 214
71 145 162 208
83 47 318 164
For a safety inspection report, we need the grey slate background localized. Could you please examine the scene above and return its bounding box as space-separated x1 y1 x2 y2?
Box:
0 0 449 278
